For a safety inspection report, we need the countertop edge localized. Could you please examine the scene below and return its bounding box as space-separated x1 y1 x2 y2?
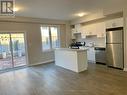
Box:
55 48 88 52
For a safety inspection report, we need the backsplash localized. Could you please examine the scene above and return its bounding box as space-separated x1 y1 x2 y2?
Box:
76 36 106 47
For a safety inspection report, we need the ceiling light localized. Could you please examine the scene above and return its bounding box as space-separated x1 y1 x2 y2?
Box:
76 12 87 17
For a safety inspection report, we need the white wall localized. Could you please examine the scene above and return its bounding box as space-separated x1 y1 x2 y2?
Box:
123 6 127 71
0 17 71 65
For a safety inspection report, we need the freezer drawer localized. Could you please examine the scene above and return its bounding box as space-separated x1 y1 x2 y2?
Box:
106 30 123 44
106 44 123 69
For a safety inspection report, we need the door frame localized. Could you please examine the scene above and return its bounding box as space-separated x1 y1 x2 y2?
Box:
0 31 29 68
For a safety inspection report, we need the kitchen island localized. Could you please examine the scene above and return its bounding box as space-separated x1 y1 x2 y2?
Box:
55 48 88 73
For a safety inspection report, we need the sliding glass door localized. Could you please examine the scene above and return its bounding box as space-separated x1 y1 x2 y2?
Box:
0 34 13 70
0 33 27 70
11 33 26 67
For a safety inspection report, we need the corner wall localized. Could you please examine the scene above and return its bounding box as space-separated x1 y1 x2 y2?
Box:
123 7 127 71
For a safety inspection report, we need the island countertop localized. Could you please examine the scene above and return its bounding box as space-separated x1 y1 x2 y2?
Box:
55 48 88 73
55 48 88 52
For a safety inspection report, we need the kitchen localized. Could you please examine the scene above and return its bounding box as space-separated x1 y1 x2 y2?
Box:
55 12 124 72
1 0 127 95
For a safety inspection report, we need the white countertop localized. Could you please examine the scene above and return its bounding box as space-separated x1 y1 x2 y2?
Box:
55 48 88 52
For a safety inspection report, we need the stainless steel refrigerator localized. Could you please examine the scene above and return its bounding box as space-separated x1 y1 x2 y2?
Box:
106 27 124 69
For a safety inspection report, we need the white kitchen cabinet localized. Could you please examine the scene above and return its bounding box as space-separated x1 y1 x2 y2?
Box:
103 7 122 16
96 22 106 37
81 33 86 38
75 24 82 33
81 26 87 38
87 47 95 63
81 24 95 38
71 28 76 39
85 24 96 35
55 48 88 72
81 22 106 38
71 24 82 39
105 18 123 28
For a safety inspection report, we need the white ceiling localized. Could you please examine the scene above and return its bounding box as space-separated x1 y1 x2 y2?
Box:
15 0 126 20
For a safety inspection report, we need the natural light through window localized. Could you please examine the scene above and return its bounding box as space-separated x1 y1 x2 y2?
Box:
41 26 60 51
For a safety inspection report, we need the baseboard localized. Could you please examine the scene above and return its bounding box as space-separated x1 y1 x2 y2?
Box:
28 60 55 66
124 68 127 71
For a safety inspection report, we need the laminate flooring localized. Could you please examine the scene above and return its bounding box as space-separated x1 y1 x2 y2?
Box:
0 63 127 95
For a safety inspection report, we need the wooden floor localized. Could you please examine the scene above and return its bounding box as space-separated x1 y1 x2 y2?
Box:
0 63 127 95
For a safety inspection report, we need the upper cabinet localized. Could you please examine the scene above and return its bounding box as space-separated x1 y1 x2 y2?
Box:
71 17 123 39
71 28 76 39
96 22 106 37
81 22 106 38
71 22 106 39
105 18 123 28
103 7 122 16
74 24 82 33
71 24 82 39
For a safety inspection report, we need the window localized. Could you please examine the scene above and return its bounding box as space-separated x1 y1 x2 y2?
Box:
41 27 51 51
41 26 60 51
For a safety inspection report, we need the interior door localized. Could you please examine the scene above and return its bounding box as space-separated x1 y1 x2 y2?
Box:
0 34 13 70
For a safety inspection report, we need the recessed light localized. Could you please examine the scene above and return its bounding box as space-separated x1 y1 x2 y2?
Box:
76 12 88 17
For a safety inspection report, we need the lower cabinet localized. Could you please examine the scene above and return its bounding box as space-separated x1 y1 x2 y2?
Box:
87 47 96 63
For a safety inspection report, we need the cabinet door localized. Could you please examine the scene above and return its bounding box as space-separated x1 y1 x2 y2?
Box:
114 18 123 27
81 33 86 38
87 48 95 62
84 25 90 35
75 24 81 33
96 22 106 37
71 29 76 39
71 29 76 33
81 27 86 38
81 22 106 38
105 18 123 28
83 24 96 35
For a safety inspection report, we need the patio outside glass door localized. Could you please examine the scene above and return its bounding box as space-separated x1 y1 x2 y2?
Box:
0 33 27 70
11 33 26 67
0 34 12 70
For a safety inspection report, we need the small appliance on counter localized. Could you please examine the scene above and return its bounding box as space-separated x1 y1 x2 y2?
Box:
70 42 86 49
95 47 106 64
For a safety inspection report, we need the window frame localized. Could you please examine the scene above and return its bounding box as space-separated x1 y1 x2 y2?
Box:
40 25 61 52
